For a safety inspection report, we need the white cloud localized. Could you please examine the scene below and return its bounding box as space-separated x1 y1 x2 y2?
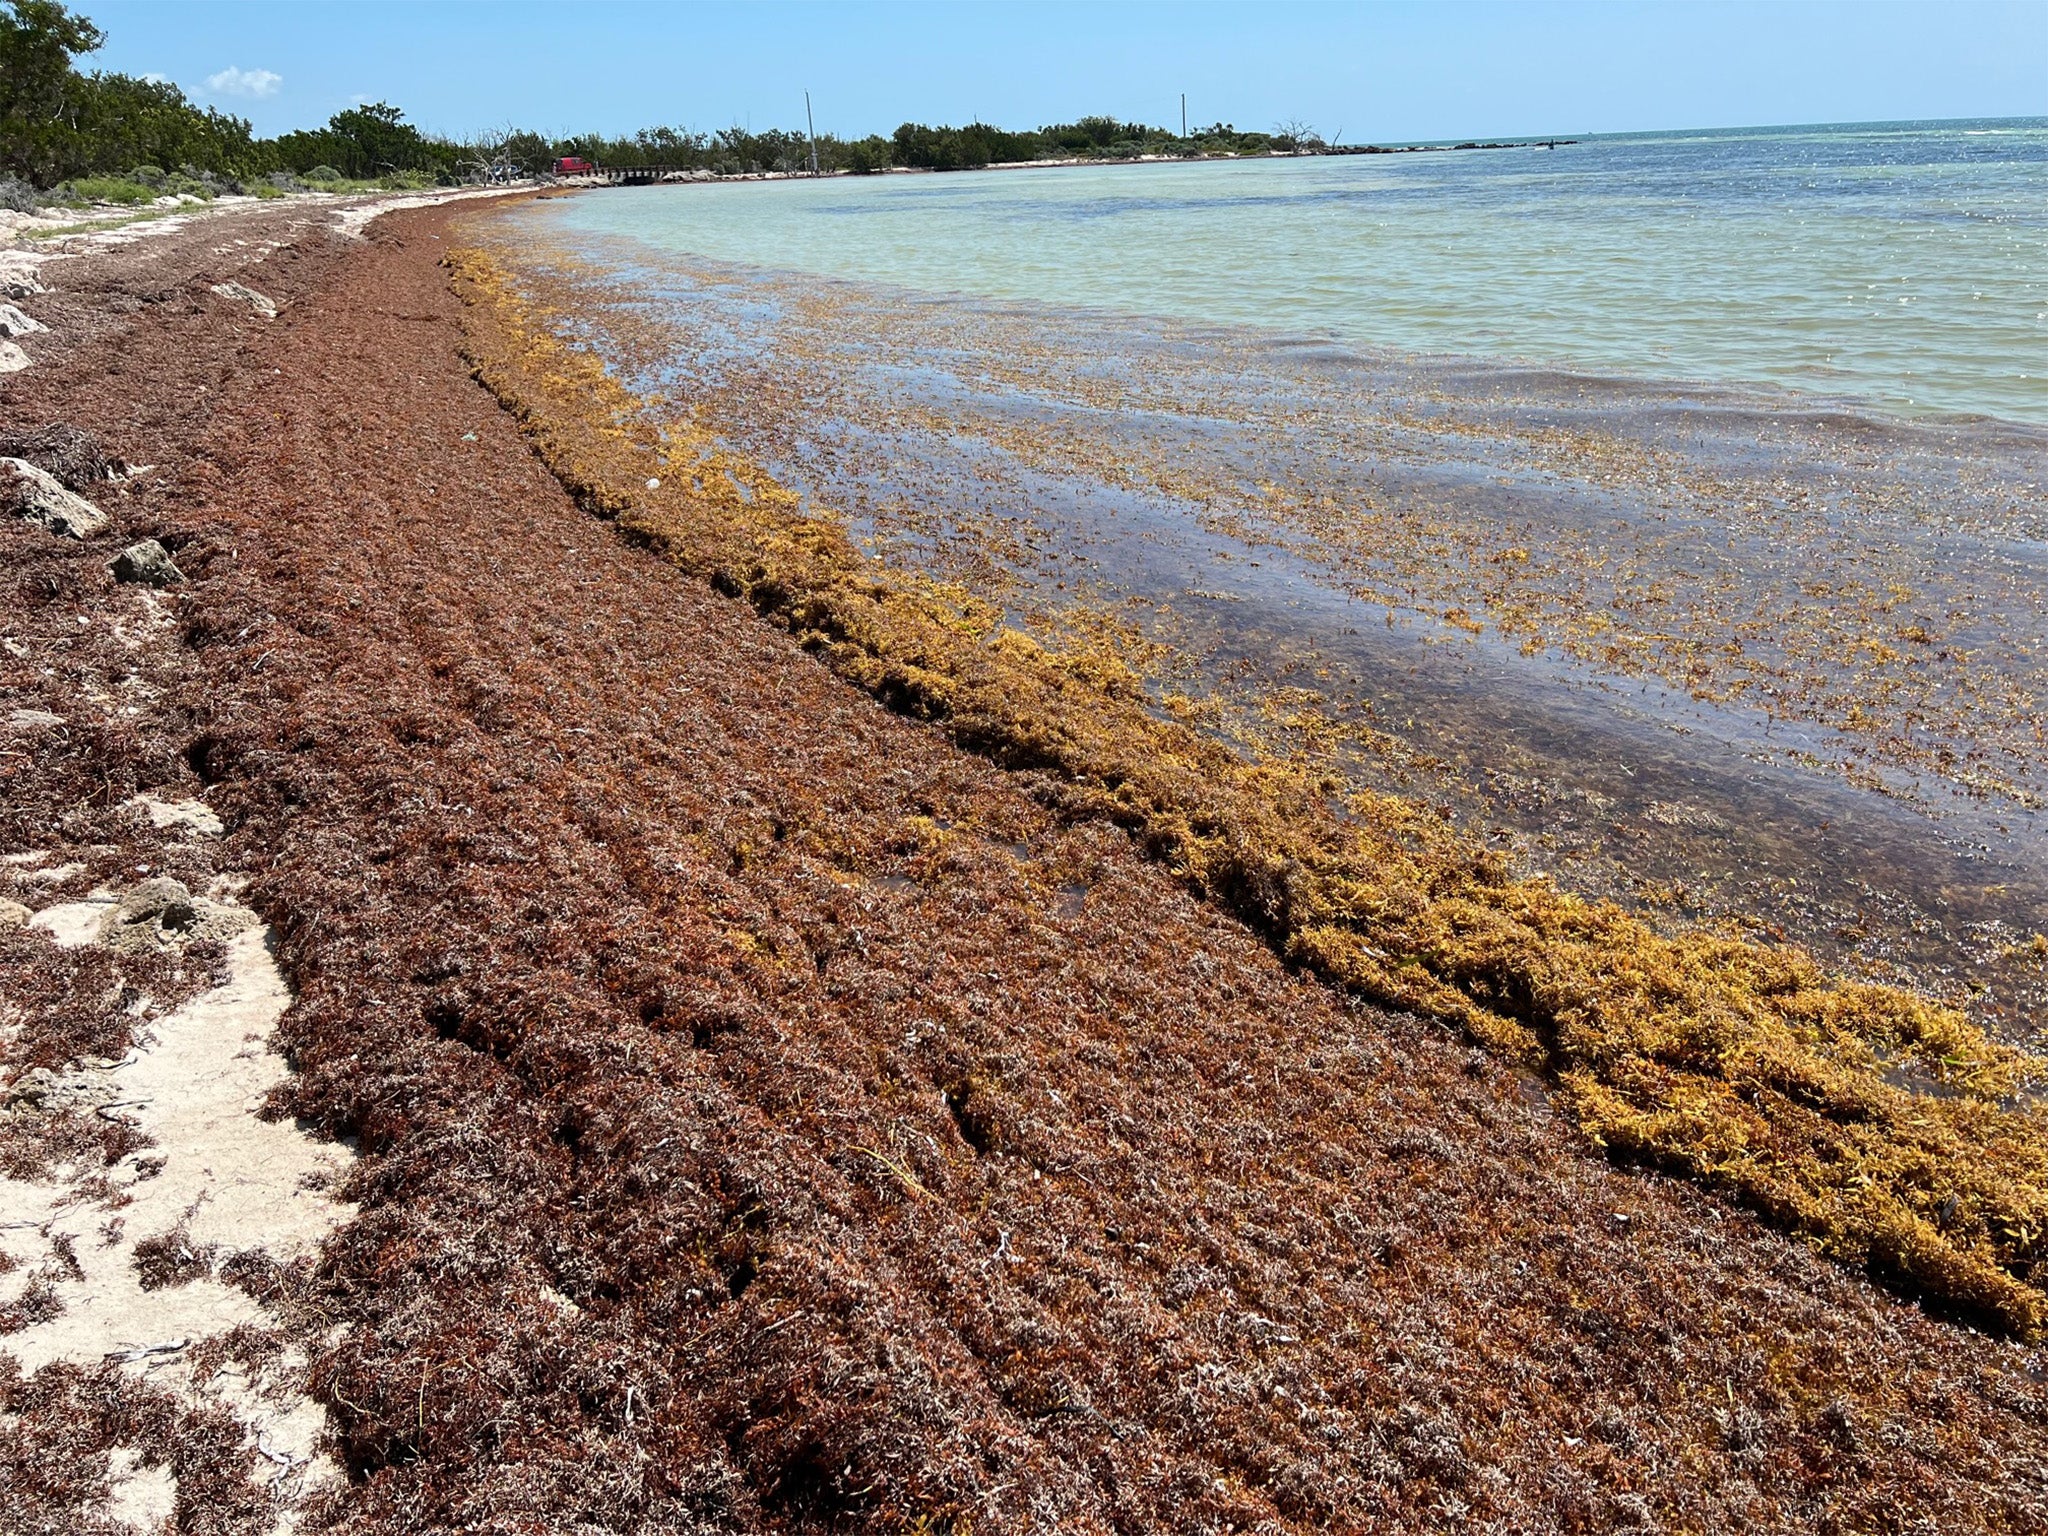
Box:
205 67 282 101
140 71 169 85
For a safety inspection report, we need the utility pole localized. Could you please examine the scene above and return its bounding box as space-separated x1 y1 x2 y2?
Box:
805 90 819 175
1181 93 1187 139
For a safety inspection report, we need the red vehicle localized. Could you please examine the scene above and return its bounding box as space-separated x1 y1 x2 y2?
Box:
551 156 597 177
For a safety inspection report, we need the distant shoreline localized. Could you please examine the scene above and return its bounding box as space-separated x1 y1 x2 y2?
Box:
555 137 1578 189
982 137 1576 173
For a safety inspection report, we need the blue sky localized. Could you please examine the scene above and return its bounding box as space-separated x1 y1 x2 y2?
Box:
82 1 2048 144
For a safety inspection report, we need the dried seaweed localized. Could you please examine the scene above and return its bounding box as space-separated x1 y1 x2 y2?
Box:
0 422 124 488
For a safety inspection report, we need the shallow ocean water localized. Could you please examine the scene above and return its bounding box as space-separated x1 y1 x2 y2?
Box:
540 119 2048 425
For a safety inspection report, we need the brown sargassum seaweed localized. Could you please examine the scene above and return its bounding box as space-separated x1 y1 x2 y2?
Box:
449 245 2048 1338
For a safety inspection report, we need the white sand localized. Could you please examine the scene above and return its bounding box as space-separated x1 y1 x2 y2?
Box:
0 804 354 1531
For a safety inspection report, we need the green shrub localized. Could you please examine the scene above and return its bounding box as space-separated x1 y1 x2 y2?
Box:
128 164 167 188
59 176 155 206
251 181 285 199
163 173 215 200
841 136 892 175
304 164 343 184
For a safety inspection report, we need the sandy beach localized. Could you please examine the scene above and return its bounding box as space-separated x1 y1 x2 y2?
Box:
2 190 2047 1535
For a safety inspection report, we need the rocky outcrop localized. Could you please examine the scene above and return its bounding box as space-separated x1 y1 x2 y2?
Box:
79 876 252 954
0 251 44 301
110 537 183 586
208 280 277 319
0 456 105 537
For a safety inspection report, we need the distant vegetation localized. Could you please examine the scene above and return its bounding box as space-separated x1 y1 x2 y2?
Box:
522 117 1324 178
1 0 1488 214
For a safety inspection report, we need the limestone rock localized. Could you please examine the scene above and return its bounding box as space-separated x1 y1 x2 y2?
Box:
111 876 198 926
0 303 43 338
0 340 26 374
0 898 30 927
0 252 44 298
1 457 106 538
111 538 184 587
209 281 277 320
99 878 197 952
96 877 253 953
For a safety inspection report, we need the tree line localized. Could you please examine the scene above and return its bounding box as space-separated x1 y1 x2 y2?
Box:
520 117 1322 178
1 0 1332 201
1 2 476 191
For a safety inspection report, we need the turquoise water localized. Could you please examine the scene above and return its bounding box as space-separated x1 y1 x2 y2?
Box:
541 119 2048 424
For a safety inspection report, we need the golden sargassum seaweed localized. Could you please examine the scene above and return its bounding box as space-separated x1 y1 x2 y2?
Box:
449 243 2048 1338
